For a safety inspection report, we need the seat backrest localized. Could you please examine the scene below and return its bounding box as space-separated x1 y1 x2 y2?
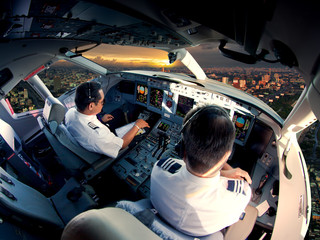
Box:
56 124 102 165
42 96 102 163
0 118 23 152
0 167 64 229
40 97 113 179
42 96 66 134
39 97 88 173
116 199 224 240
61 207 162 240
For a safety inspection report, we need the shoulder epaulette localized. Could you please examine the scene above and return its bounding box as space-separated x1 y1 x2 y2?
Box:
88 122 99 130
227 179 247 196
157 158 182 174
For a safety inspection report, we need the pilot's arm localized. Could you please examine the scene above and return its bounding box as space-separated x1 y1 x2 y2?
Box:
220 163 252 184
121 119 150 149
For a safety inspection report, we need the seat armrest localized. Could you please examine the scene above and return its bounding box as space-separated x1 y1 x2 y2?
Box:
224 204 258 240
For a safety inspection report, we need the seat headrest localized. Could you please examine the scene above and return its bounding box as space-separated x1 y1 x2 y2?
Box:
43 96 66 134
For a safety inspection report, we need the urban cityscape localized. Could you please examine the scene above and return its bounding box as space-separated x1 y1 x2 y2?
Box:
5 62 320 239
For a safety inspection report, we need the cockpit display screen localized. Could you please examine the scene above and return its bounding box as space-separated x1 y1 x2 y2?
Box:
176 95 194 118
136 84 148 104
157 121 170 132
149 88 163 110
232 112 252 143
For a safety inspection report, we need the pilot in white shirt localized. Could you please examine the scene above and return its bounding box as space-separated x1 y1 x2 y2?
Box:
65 81 149 158
65 107 123 158
151 158 251 236
150 105 252 237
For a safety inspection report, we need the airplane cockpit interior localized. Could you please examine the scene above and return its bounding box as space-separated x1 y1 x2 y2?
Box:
0 0 319 239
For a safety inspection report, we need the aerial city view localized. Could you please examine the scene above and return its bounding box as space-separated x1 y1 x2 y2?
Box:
4 53 319 239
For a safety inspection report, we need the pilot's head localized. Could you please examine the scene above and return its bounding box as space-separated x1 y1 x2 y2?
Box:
75 81 104 114
181 105 235 177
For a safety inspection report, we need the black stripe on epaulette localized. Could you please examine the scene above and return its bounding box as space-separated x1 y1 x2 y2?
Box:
157 158 182 174
227 180 246 196
157 158 171 168
88 122 99 130
227 180 235 192
167 162 182 173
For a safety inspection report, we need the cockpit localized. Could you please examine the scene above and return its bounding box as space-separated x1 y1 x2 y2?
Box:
53 70 280 237
0 0 317 238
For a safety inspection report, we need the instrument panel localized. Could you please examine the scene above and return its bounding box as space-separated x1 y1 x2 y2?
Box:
129 74 257 146
58 72 278 228
112 73 262 197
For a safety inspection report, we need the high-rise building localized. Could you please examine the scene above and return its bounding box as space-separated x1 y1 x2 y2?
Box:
232 78 240 89
222 77 229 84
240 79 246 88
23 89 28 99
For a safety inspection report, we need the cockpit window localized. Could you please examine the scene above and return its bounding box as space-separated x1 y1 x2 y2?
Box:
6 81 44 113
38 60 100 98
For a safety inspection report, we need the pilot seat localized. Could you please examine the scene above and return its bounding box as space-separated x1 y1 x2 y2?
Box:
0 118 54 195
38 96 122 180
62 198 258 240
0 166 97 239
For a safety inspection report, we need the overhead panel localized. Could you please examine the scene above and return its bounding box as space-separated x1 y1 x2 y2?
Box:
1 0 191 49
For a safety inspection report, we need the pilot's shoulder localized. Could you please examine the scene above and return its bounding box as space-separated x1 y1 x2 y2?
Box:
88 121 99 130
156 158 182 174
225 179 251 197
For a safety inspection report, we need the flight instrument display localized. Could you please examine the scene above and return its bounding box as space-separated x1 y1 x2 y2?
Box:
176 95 194 118
136 84 148 104
232 112 252 143
149 88 164 110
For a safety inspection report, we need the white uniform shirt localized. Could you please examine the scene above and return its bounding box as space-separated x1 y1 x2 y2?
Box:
65 108 123 158
150 158 251 237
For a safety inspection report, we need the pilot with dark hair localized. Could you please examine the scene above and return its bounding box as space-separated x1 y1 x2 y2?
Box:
150 105 252 236
65 81 149 158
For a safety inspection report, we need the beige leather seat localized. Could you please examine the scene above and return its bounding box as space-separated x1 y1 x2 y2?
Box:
117 199 258 240
61 198 258 240
61 207 161 240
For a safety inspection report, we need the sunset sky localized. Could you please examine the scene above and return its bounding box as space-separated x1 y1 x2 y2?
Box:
82 43 283 69
83 44 176 68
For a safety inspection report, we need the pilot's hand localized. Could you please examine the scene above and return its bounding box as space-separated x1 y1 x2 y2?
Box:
135 119 150 129
101 114 114 123
221 167 252 184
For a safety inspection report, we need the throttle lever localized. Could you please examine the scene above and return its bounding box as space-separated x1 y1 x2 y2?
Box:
255 173 269 195
157 136 171 160
152 134 164 157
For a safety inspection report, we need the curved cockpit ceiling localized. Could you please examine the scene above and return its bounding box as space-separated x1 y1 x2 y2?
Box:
0 0 268 51
0 0 196 50
0 0 319 84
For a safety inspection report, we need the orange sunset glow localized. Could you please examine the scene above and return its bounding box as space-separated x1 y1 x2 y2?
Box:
82 44 182 68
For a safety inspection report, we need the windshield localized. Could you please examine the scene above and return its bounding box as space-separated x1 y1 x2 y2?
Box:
81 44 304 120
